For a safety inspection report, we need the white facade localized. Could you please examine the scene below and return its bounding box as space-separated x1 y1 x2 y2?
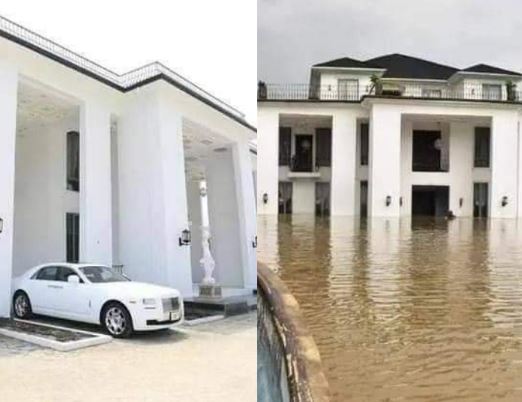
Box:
258 54 522 221
0 17 257 317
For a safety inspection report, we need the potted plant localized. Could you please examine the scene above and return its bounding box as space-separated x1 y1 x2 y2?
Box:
370 74 383 96
258 81 267 100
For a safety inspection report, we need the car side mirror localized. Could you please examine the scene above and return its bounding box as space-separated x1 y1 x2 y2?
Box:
68 275 80 284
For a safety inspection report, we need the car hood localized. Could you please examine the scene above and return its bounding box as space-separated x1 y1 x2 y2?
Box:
92 281 181 299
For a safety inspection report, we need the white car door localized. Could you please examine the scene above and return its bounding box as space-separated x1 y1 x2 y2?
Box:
25 266 62 313
55 266 91 318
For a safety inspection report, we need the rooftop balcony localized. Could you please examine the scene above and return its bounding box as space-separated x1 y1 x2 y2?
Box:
258 82 522 103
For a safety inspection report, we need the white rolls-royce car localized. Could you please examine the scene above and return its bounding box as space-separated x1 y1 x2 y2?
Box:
11 263 184 338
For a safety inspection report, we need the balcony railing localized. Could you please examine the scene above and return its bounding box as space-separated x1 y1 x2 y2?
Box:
258 82 522 103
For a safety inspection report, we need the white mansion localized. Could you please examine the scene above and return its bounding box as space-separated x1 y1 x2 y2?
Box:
0 16 257 318
258 53 522 219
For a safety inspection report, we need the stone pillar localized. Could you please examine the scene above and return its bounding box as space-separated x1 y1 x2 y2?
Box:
257 108 279 215
491 112 518 218
331 111 357 215
369 105 402 217
206 140 257 290
0 63 17 317
80 101 113 265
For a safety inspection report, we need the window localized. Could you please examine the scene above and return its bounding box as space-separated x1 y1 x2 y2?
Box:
338 79 359 100
66 213 80 263
422 88 442 98
412 131 447 172
279 127 291 166
79 266 129 283
315 128 332 167
67 131 80 191
474 127 490 168
360 123 369 166
35 266 59 281
482 84 502 101
56 266 82 282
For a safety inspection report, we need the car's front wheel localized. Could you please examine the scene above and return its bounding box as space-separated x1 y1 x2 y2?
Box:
101 302 133 338
13 291 32 319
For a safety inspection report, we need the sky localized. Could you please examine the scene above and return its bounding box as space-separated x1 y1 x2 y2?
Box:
1 0 257 124
259 0 522 83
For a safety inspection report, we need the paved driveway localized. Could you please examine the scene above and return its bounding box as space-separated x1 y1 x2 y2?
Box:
0 313 256 402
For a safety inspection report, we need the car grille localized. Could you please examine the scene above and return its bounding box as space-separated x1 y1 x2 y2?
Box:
162 297 180 312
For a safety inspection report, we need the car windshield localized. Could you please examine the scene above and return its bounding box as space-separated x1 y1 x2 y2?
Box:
79 266 130 283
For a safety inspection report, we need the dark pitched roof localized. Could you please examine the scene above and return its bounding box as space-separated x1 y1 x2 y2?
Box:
313 57 381 69
366 54 458 80
461 64 522 76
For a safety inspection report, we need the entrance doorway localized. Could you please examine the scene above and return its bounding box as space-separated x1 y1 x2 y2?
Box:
411 185 449 217
315 182 330 216
293 135 313 172
278 182 293 214
473 183 488 218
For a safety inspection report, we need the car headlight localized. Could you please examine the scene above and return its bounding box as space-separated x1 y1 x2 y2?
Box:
142 298 157 306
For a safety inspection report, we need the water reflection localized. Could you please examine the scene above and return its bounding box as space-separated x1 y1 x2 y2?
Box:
258 215 522 402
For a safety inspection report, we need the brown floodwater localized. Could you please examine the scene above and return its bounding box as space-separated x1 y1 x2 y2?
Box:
258 215 522 402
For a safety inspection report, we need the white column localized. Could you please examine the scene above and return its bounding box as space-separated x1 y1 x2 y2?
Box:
369 105 402 217
0 63 18 317
491 112 518 218
331 111 357 215
80 101 113 265
232 140 257 290
157 104 193 296
117 90 192 296
206 140 257 290
257 108 279 215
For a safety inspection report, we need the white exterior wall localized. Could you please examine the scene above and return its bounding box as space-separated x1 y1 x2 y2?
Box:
257 107 279 214
13 114 79 276
369 104 402 217
0 62 18 317
319 71 373 99
331 110 360 215
292 181 316 213
400 120 477 217
490 111 519 218
80 101 113 265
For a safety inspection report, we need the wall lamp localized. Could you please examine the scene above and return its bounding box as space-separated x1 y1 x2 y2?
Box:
179 229 191 246
252 236 258 249
262 193 268 205
502 196 509 207
385 195 392 207
459 197 464 208
0 217 3 234
399 197 403 207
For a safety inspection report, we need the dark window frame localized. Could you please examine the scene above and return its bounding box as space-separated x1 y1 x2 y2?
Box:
278 127 292 166
474 127 490 168
67 131 80 192
360 123 369 166
315 128 332 167
66 213 80 263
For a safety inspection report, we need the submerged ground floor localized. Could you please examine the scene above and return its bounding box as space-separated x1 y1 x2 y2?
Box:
258 214 522 402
